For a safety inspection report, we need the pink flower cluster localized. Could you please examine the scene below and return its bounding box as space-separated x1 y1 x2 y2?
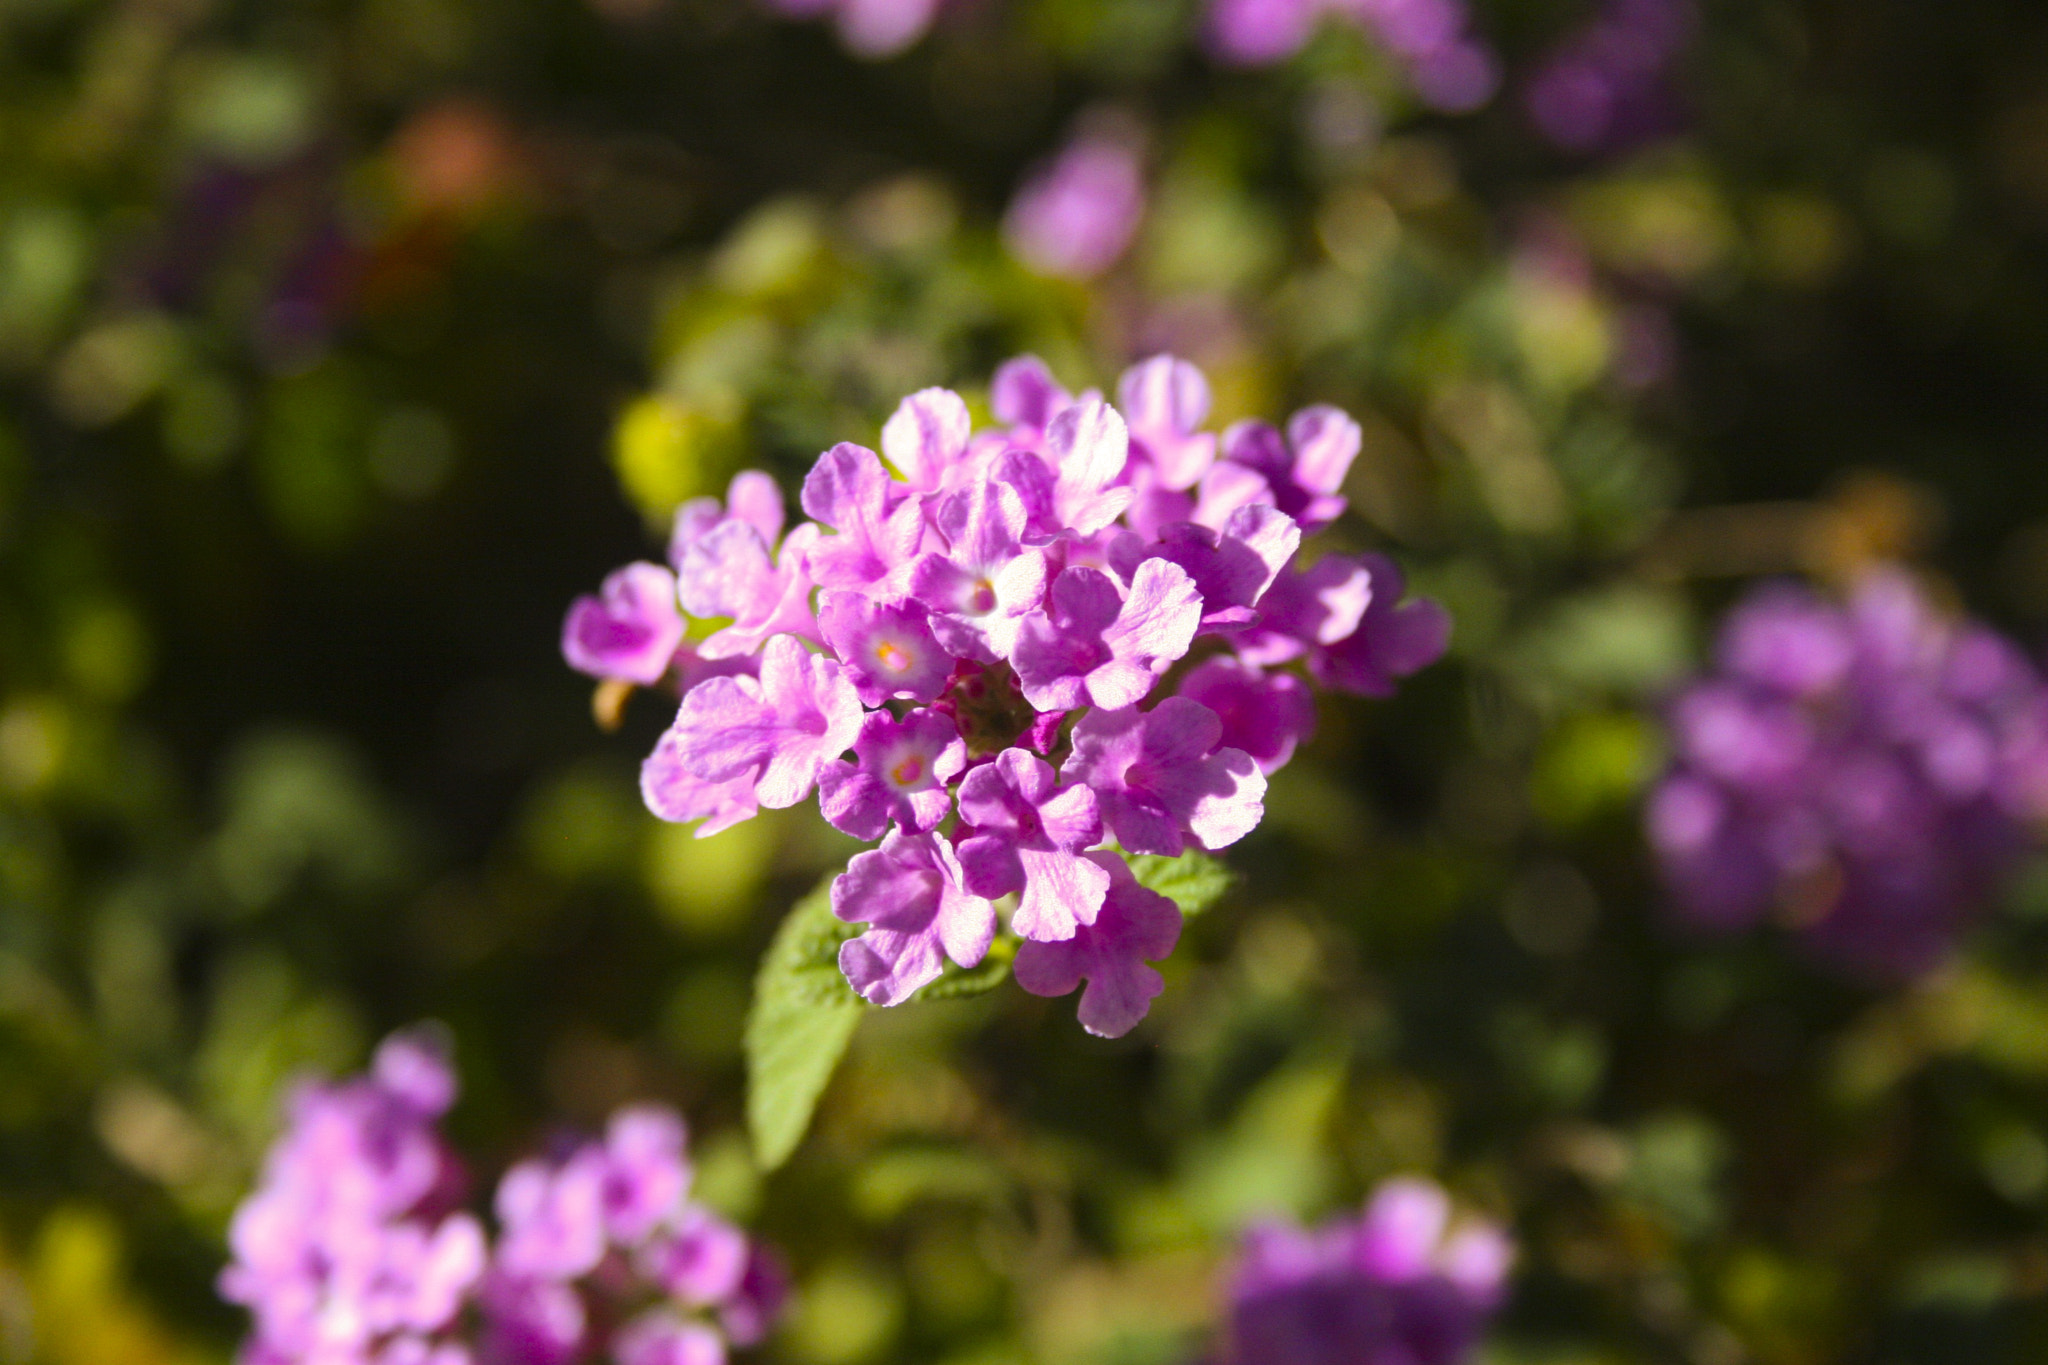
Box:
564 354 1450 1037
220 1028 784 1365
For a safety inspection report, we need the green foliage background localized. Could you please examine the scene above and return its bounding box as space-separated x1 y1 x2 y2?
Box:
3 0 2048 1361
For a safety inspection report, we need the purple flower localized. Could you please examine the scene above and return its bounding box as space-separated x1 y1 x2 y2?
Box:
801 441 927 598
1207 0 1498 111
1525 0 1694 155
818 590 953 705
720 1247 789 1348
640 1205 750 1306
672 471 786 558
818 708 967 839
480 1273 587 1365
673 491 822 662
495 1148 608 1282
1217 407 1360 532
1208 0 1318 64
1013 562 1203 712
1218 1177 1513 1365
881 386 974 493
1042 394 1137 538
226 1033 786 1365
1236 554 1374 668
1003 135 1146 280
570 353 1455 1038
613 1312 728 1365
909 475 1052 663
1178 657 1317 774
1063 699 1267 855
1648 570 2048 978
990 355 1073 446
1013 851 1182 1036
1310 553 1453 697
833 828 998 1005
665 635 864 810
562 562 686 685
598 1105 691 1245
641 727 764 837
956 748 1109 943
1118 354 1217 492
1111 504 1301 632
219 1028 487 1364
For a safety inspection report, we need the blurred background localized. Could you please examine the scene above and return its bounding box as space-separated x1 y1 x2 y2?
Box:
5 0 2048 1360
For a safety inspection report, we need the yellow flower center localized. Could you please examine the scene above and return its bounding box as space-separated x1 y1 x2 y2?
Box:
892 757 924 785
876 640 912 673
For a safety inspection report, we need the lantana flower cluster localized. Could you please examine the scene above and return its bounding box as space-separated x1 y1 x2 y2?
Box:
1647 570 2048 978
564 353 1449 1037
220 1027 785 1365
1210 1177 1513 1365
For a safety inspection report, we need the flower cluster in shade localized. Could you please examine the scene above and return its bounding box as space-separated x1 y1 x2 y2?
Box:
1524 0 1694 154
1205 0 1498 112
1647 570 2048 979
563 353 1450 1038
759 0 944 58
1209 1177 1513 1365
219 1027 786 1365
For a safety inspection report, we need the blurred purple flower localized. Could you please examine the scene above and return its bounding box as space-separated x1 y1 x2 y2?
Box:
1648 570 2048 978
1216 1177 1512 1365
1004 135 1146 279
1525 0 1694 154
219 1028 486 1365
1208 0 1498 112
762 0 945 58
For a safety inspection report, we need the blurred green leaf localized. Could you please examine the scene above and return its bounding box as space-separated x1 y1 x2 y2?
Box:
1126 848 1233 916
746 876 863 1170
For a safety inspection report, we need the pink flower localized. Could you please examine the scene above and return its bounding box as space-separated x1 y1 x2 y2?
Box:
818 708 966 839
818 591 954 705
801 441 927 599
1063 697 1267 855
1178 657 1317 774
833 829 998 1005
561 562 685 685
1013 853 1182 1037
664 636 864 809
1013 561 1202 712
956 748 1109 942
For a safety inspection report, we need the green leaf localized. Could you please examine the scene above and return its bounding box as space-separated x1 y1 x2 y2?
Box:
745 877 863 1170
908 936 1015 1003
1126 848 1234 916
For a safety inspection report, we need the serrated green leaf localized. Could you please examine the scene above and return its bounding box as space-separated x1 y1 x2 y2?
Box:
745 877 863 1171
908 936 1015 1003
1126 848 1234 916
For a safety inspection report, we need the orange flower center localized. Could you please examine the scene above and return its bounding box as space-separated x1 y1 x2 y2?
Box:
875 640 912 672
892 757 924 785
